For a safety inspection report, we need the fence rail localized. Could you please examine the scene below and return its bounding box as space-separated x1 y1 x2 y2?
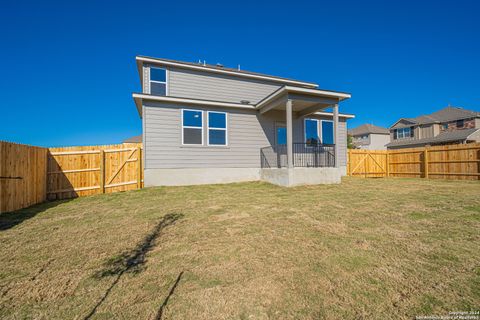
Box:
348 143 480 180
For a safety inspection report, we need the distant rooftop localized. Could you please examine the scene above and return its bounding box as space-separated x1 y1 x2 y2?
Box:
392 106 480 128
349 124 389 136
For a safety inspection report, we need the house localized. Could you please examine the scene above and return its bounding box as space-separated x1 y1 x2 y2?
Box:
348 124 390 150
132 56 354 187
386 106 480 149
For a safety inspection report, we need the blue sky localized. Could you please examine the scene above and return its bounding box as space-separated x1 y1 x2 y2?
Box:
1 0 479 147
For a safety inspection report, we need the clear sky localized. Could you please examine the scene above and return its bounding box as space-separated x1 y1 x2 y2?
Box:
1 0 479 147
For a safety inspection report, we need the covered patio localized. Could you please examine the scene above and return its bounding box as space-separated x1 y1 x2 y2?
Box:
255 86 351 186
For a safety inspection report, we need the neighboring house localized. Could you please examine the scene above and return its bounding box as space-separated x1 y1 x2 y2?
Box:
386 106 480 149
132 56 354 187
348 124 390 150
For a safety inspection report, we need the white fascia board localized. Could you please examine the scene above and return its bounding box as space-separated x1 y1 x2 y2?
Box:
284 86 352 100
132 94 256 118
314 111 355 119
136 56 319 88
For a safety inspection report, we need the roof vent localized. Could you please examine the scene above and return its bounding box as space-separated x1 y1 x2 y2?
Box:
240 100 250 104
216 63 224 67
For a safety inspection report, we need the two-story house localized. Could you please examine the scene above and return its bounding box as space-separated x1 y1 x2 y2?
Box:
386 106 480 149
348 124 390 150
131 56 354 187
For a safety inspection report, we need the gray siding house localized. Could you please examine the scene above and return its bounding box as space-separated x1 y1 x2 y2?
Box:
132 56 353 187
348 124 390 150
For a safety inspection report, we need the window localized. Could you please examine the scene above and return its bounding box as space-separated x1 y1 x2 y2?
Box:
182 109 203 145
442 123 449 130
305 119 319 145
396 127 412 139
456 119 464 128
321 120 334 144
150 67 167 96
207 111 227 146
304 119 335 145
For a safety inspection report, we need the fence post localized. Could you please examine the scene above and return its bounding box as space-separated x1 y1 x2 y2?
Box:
424 147 429 179
99 150 105 193
364 151 368 178
385 151 390 178
347 150 351 176
137 147 142 189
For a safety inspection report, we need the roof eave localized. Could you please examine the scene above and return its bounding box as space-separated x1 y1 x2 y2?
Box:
136 56 319 88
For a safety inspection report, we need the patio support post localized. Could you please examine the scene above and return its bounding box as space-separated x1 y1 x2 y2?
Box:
333 103 340 168
286 99 294 168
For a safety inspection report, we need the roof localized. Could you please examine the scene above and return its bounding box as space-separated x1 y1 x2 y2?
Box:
386 128 480 148
391 106 480 128
348 124 389 136
123 135 142 143
136 56 319 88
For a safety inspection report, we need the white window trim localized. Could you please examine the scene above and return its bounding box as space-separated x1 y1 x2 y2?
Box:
149 67 168 96
304 118 320 144
207 111 228 146
320 120 335 144
181 109 204 146
396 127 411 139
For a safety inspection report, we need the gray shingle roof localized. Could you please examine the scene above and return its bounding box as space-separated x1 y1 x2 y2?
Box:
349 124 389 136
123 135 142 143
393 106 480 127
386 128 479 148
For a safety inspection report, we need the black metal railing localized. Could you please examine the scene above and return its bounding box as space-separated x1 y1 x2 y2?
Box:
260 143 335 168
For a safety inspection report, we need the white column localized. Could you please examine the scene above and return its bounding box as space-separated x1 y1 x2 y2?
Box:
286 99 293 168
333 103 339 168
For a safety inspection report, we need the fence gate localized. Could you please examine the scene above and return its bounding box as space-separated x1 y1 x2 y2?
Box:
47 144 143 200
348 150 388 178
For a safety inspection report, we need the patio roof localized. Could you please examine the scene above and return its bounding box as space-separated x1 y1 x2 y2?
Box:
255 86 351 116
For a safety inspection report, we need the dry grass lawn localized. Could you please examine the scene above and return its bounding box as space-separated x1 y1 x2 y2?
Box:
0 177 479 319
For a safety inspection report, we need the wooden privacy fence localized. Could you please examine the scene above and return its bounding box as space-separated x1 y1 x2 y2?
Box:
0 141 48 213
1 142 143 213
47 144 143 200
348 143 480 180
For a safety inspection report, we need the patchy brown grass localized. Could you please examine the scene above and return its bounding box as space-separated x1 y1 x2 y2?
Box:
0 177 479 319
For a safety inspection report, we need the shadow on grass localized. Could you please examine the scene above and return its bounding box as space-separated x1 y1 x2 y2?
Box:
84 213 183 320
0 200 72 231
154 271 184 320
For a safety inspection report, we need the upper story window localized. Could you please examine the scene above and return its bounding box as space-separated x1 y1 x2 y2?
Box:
456 119 464 128
304 119 335 145
150 67 167 96
395 127 413 139
182 109 203 145
442 123 449 130
208 111 227 146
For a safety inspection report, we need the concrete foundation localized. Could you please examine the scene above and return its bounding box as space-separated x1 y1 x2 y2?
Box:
260 167 342 187
144 168 260 186
145 166 344 187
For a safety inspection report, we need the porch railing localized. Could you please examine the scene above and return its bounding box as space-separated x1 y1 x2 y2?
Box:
260 143 335 168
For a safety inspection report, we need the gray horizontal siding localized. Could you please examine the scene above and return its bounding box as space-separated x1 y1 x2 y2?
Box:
144 102 348 169
167 67 281 104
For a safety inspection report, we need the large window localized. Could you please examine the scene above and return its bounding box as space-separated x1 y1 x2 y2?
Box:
182 109 203 145
321 120 334 144
396 127 412 139
208 111 227 146
150 67 167 96
305 119 319 145
305 119 335 145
